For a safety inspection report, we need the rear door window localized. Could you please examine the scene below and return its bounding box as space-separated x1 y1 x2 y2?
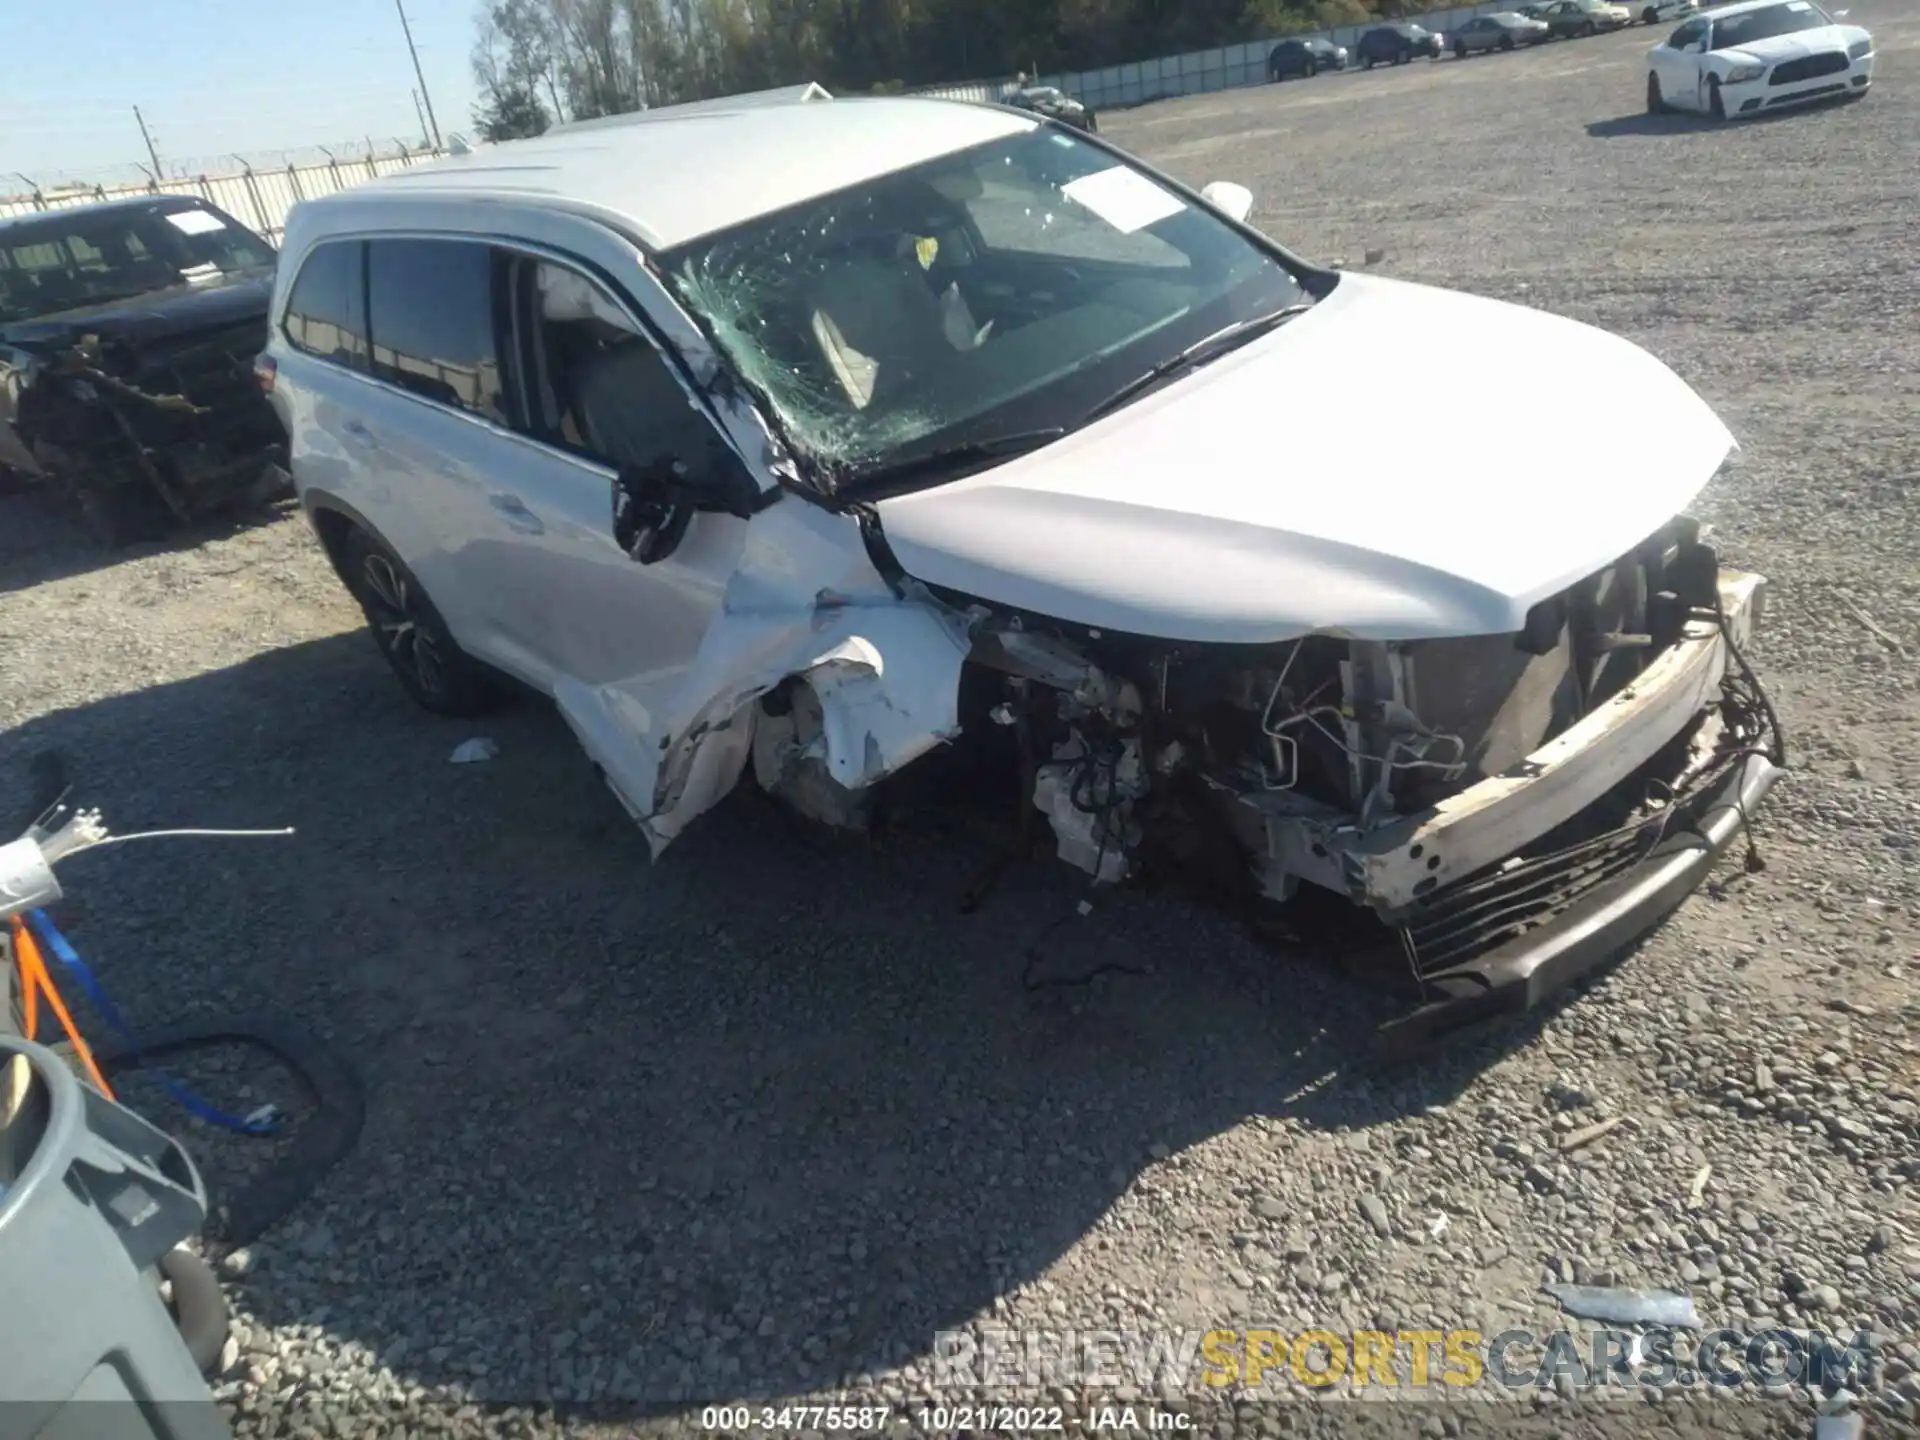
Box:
364 238 510 424
282 240 368 369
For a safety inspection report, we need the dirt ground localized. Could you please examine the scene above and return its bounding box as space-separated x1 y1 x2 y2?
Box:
1 8 1916 1435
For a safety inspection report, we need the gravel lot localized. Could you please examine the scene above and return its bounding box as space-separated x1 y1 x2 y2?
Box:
3 9 1918 1436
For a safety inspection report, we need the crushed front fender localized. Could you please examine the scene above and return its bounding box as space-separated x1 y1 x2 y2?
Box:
553 534 973 859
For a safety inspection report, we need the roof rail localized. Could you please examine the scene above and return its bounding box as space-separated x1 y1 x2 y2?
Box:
547 82 832 136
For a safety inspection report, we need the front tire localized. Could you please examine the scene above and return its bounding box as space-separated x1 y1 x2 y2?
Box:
1499 33 1515 50
1647 71 1669 112
1642 7 1659 22
1707 74 1726 119
1304 58 1318 76
340 527 505 717
1455 40 1468 56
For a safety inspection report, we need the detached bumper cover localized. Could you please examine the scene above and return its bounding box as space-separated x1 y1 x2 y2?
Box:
1376 748 1781 1059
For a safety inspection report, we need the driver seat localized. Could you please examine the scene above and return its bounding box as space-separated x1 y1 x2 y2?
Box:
806 257 955 411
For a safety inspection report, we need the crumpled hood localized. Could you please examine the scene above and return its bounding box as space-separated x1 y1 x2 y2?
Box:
0 269 274 353
1714 23 1862 66
876 271 1736 644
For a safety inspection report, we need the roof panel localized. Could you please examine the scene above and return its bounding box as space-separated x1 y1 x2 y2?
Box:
323 97 1035 251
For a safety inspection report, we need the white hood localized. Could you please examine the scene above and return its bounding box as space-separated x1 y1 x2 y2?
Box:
1715 23 1861 65
876 272 1736 644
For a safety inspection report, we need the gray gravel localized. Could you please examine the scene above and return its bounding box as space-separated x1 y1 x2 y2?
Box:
3 9 1918 1436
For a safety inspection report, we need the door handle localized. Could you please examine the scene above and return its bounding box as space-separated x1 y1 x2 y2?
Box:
489 492 544 534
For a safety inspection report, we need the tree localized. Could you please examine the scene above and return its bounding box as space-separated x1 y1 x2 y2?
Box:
474 0 567 124
470 0 1418 109
474 83 552 140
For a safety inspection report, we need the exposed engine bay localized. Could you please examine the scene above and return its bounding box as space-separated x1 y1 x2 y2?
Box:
0 320 289 545
748 515 1781 1026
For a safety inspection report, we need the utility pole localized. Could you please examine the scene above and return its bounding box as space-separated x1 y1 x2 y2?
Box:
411 88 429 148
133 106 162 177
394 0 443 149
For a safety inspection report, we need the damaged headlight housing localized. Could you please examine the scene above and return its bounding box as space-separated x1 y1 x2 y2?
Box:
1721 61 1767 83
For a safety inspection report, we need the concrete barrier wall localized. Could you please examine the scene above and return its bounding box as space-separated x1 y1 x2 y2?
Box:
915 4 1512 107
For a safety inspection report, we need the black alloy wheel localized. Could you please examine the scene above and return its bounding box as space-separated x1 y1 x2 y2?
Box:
341 528 503 717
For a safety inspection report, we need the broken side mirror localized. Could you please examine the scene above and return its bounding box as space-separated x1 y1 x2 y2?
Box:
613 459 694 565
1201 181 1255 224
612 449 758 565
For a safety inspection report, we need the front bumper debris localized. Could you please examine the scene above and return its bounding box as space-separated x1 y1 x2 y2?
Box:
1340 569 1764 911
1 321 286 544
1375 746 1780 1060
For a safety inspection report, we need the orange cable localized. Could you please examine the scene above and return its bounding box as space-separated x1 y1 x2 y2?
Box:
9 917 39 1044
8 917 116 1100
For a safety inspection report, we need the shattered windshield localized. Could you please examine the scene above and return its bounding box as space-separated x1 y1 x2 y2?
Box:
1710 1 1832 48
0 202 275 326
660 126 1307 492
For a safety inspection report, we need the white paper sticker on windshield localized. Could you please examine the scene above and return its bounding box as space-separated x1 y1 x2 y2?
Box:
1061 166 1186 235
164 208 227 235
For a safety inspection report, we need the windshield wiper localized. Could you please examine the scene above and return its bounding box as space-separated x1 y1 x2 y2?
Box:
836 427 1069 496
1083 302 1315 425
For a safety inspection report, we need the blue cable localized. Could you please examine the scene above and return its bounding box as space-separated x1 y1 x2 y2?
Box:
24 908 278 1136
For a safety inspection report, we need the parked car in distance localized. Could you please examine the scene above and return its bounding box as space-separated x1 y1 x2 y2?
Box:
1268 37 1350 79
1636 0 1700 24
1452 11 1553 53
1356 22 1445 65
1542 0 1633 35
1646 0 1873 118
264 93 1778 1056
1004 85 1097 131
0 195 289 544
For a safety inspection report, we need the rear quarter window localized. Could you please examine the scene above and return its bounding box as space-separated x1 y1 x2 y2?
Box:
283 240 369 369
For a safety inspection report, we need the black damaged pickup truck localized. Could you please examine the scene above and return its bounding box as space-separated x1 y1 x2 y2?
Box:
0 194 290 544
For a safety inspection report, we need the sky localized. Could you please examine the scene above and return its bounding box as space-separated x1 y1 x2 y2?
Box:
3 0 484 188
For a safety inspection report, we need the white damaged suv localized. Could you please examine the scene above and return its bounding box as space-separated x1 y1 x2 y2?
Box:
262 92 1781 1053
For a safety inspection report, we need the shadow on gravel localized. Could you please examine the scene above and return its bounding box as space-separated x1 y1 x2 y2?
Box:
0 490 294 596
1588 95 1864 138
1584 112 1703 139
0 634 1606 1413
